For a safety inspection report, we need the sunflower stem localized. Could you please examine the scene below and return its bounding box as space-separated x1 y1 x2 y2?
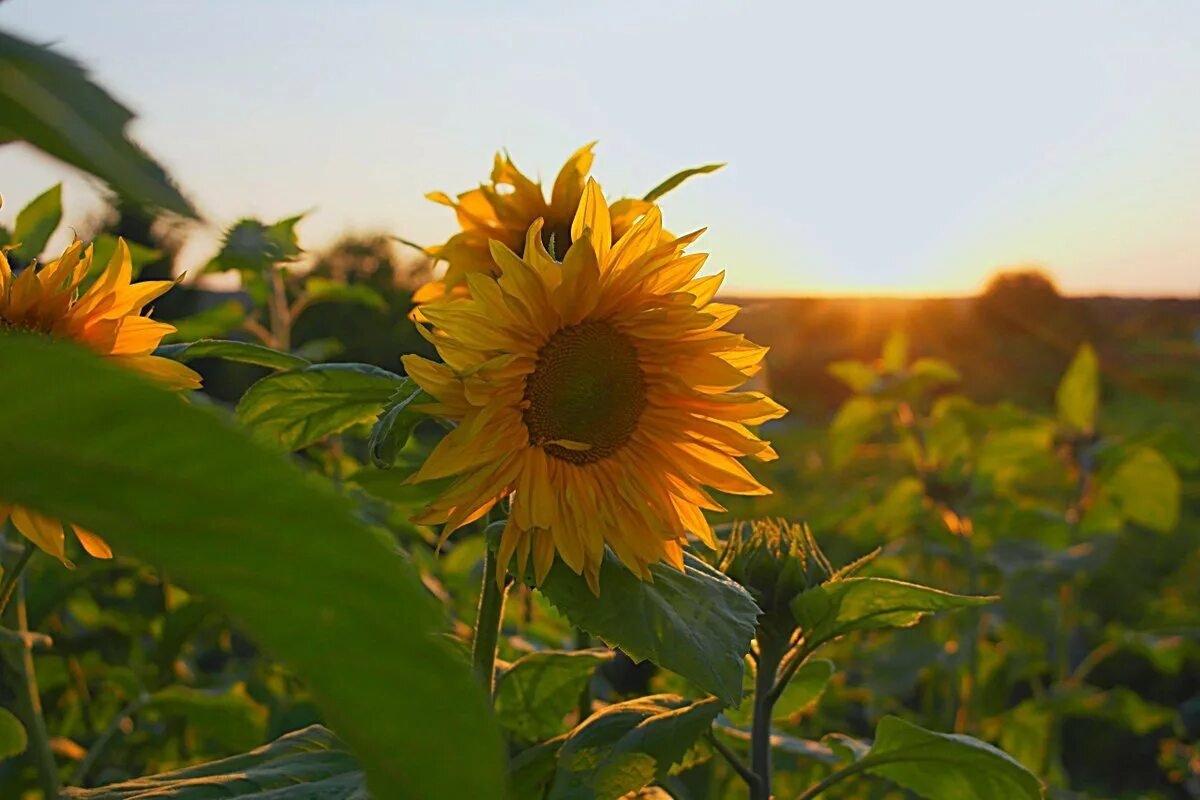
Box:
471 546 509 701
574 627 593 722
750 631 786 800
4 569 59 798
0 539 36 617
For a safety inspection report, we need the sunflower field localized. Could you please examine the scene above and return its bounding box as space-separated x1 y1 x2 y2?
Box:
1 26 1198 800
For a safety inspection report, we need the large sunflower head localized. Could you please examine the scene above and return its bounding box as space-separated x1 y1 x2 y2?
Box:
415 144 658 303
0 237 200 563
403 179 786 593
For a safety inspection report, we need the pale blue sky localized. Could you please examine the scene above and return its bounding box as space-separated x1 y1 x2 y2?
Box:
2 1 1198 295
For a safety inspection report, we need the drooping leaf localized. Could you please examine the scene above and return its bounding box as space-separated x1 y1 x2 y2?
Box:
791 577 994 652
1056 343 1098 436
0 706 27 760
0 336 503 800
495 649 615 741
1102 446 1180 532
61 725 367 799
146 684 268 753
368 381 433 468
10 183 61 261
827 360 878 394
0 32 195 217
156 339 310 371
548 695 722 800
237 363 405 451
164 301 247 343
643 163 724 203
302 277 387 311
532 550 760 704
849 715 1043 800
205 215 305 274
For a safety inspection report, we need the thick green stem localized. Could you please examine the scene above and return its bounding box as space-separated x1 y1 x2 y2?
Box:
750 636 785 800
471 547 509 701
574 627 592 722
9 574 59 798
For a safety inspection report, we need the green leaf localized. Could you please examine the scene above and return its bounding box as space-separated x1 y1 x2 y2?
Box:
908 357 960 386
156 339 310 371
61 725 368 799
237 363 405 451
205 215 304 274
881 330 909 372
303 276 387 311
369 381 433 468
773 658 835 719
827 360 878 393
509 736 566 800
533 550 760 705
0 706 27 760
852 715 1043 800
163 301 247 343
791 577 994 652
830 396 887 468
725 658 834 727
495 649 615 741
1043 685 1177 735
0 32 195 217
146 683 267 753
1102 446 1181 532
88 234 161 280
0 335 503 800
10 183 61 261
643 163 724 203
548 695 722 800
1056 343 1098 436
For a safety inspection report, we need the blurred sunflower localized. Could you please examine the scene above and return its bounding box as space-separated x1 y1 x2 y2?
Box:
414 143 659 303
403 179 786 592
0 238 200 564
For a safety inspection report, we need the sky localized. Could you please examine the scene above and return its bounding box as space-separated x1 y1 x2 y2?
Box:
1 1 1198 296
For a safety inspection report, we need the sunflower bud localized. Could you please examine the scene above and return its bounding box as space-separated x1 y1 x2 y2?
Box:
719 518 832 636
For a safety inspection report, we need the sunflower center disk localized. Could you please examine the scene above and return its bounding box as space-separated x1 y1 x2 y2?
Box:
523 321 647 465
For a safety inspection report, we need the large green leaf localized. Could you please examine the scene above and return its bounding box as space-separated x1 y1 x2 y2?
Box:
725 658 834 726
847 715 1043 800
533 550 760 705
0 336 503 800
0 32 195 217
1056 343 1098 436
156 339 310 372
61 725 366 798
237 363 405 451
548 695 722 800
642 163 724 203
495 649 615 741
1103 446 1181 532
10 183 61 261
0 706 26 760
791 577 994 652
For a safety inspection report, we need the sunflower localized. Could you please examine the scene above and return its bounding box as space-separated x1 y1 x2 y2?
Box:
403 179 786 592
0 238 200 563
414 143 659 303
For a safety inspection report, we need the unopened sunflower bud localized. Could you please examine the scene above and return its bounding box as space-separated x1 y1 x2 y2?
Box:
719 518 832 635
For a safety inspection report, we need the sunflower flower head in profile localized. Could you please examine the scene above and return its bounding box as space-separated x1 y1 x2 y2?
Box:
414 143 661 304
403 178 786 593
0 237 200 564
